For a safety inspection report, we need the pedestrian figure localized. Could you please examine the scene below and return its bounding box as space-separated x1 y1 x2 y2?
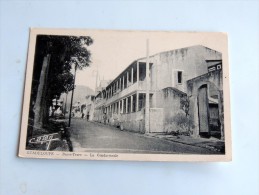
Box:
103 113 107 124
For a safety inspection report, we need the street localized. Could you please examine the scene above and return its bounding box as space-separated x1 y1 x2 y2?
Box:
69 119 220 154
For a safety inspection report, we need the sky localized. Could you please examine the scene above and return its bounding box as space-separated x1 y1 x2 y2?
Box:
74 30 227 91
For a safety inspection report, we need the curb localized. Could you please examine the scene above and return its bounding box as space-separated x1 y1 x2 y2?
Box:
145 134 223 153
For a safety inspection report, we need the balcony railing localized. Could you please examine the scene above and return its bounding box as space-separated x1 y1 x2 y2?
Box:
96 80 153 107
105 81 150 105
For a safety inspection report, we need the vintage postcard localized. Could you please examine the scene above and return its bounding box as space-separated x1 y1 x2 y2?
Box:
18 29 231 161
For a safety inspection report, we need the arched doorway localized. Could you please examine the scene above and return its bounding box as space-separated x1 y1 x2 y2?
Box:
197 84 210 137
197 83 221 138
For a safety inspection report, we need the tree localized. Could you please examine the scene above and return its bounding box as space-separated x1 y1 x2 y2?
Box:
180 95 193 133
30 35 93 133
180 96 190 117
63 82 75 115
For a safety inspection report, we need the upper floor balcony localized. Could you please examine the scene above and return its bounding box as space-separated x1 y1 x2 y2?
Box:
105 80 151 105
96 60 154 107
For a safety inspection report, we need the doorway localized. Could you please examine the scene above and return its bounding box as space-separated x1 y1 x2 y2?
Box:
197 85 210 137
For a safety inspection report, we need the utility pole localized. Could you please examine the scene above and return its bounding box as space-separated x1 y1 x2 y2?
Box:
68 64 77 127
95 69 99 94
145 39 150 133
64 92 68 116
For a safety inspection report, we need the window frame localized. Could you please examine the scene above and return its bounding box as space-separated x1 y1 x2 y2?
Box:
177 70 183 84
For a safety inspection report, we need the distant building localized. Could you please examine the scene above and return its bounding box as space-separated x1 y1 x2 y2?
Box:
93 45 224 139
81 95 95 121
72 101 82 118
81 80 111 121
95 80 112 94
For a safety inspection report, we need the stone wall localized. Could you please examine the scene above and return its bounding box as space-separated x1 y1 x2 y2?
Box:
119 111 145 133
155 87 187 133
149 108 164 133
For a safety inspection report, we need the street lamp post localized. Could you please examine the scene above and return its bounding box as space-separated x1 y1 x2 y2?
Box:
64 92 68 116
68 64 77 127
145 39 150 133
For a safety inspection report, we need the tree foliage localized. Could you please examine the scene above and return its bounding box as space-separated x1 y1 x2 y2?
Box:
43 35 93 98
180 96 190 117
30 35 93 125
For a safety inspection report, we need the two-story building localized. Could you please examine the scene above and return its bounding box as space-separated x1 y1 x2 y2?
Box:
93 45 224 138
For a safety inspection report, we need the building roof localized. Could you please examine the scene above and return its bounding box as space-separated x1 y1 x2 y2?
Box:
99 45 221 95
162 87 187 97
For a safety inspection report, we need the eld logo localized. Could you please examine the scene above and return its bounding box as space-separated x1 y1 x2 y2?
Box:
29 133 60 150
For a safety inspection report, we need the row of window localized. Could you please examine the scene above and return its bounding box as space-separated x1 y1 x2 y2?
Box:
103 93 146 115
104 68 136 99
96 69 183 101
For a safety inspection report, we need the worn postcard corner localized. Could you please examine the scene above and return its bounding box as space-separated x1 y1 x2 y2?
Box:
18 28 232 162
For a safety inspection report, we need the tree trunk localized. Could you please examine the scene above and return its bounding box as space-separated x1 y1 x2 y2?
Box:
33 54 51 132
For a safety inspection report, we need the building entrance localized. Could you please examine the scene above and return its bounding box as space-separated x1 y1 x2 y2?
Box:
197 85 210 137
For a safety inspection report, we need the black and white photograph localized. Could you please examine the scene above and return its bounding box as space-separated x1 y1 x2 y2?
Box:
3 1 259 194
18 29 231 161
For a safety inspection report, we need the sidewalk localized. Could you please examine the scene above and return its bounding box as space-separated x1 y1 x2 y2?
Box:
145 133 225 153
